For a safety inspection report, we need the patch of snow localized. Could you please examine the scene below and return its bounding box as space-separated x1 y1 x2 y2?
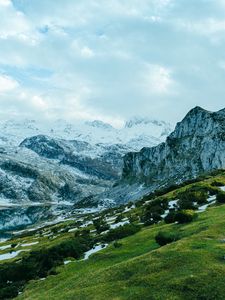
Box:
168 200 178 209
68 228 77 233
0 250 29 261
110 220 129 229
106 216 116 223
207 195 216 202
0 238 9 243
83 244 108 260
0 244 11 251
124 205 135 212
198 200 216 213
161 210 169 218
80 221 92 228
64 260 72 265
21 241 39 247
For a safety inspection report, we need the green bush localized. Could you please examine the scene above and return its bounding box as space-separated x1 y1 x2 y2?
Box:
164 211 176 224
114 215 123 223
141 210 162 226
113 241 123 248
102 224 140 242
145 198 168 210
174 210 197 224
93 218 110 234
216 192 225 203
178 198 196 210
155 231 180 246
211 180 225 187
178 190 208 205
128 214 139 223
0 236 94 300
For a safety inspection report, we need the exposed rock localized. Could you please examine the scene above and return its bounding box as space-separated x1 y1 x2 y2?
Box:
122 106 225 188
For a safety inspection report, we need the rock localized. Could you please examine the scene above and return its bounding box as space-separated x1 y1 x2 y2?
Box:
122 107 225 184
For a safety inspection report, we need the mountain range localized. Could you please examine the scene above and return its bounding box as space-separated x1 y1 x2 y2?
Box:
94 106 225 205
1 106 225 232
0 117 171 231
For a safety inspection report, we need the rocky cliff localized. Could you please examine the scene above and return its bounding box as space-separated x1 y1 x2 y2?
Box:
122 107 225 187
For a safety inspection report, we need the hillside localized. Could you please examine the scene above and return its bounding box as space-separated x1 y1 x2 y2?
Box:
0 170 225 299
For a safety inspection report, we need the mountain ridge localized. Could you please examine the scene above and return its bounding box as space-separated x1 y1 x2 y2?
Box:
122 106 225 184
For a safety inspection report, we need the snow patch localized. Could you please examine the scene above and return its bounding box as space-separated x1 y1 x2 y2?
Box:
83 244 108 260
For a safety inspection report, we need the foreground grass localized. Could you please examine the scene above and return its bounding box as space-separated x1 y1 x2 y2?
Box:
17 204 225 300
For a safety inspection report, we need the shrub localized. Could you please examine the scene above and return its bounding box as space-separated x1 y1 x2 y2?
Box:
146 198 168 210
102 224 140 242
178 198 196 210
211 180 225 187
113 241 123 248
114 215 123 223
216 192 225 203
164 211 176 224
178 190 208 205
155 231 180 246
174 210 197 224
141 210 162 226
93 218 110 234
0 236 94 300
128 214 139 223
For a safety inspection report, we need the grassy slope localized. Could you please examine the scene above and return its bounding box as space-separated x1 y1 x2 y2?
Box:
17 202 225 300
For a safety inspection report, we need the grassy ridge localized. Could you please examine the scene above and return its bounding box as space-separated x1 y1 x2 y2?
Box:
17 203 225 300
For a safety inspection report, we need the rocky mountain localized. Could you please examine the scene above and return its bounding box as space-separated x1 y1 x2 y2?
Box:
0 116 172 231
105 106 225 204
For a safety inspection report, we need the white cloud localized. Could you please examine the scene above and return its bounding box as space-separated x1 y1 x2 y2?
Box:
0 75 19 93
180 18 225 36
81 46 95 58
0 1 39 45
141 64 174 94
1 0 225 125
0 0 11 7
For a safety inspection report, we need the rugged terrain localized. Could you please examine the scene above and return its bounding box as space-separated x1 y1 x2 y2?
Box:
0 117 171 231
101 107 225 204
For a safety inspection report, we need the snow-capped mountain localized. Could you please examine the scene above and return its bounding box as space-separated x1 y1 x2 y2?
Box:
0 116 172 231
0 117 172 150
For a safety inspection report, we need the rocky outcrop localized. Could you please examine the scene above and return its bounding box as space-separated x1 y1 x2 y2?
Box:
122 107 225 187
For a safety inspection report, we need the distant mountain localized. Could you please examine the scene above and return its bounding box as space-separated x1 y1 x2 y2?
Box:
96 107 225 205
0 116 172 230
0 117 172 150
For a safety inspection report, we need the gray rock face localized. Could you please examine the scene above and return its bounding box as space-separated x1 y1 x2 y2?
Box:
20 135 127 179
122 107 225 188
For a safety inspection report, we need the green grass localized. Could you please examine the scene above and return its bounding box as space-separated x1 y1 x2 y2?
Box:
0 170 223 299
17 203 225 300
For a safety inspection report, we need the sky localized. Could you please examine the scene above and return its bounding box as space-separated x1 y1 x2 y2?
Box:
0 0 225 127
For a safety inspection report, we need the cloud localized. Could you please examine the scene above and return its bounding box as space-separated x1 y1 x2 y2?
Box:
0 0 11 6
141 64 174 94
0 0 225 125
0 75 19 93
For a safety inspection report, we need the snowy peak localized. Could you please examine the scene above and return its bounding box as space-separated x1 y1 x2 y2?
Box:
125 116 169 129
0 116 173 151
85 120 114 130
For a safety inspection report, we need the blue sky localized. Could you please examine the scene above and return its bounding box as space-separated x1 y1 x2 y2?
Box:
0 0 225 126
